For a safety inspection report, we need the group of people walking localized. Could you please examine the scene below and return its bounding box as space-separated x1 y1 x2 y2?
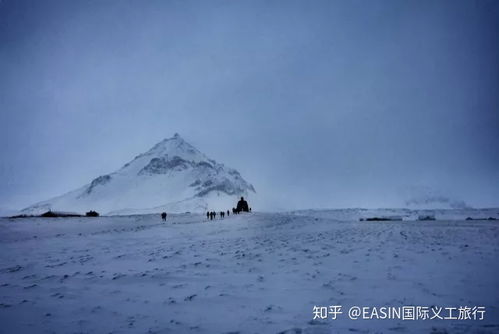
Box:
207 210 229 220
206 197 252 221
161 197 252 222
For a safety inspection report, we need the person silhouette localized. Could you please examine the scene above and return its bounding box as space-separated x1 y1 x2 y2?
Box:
161 212 167 221
236 197 249 212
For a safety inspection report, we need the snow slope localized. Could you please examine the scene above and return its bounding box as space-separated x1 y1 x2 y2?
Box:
21 134 255 215
0 210 498 333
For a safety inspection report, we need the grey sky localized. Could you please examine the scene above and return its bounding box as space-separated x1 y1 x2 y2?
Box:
1 0 498 211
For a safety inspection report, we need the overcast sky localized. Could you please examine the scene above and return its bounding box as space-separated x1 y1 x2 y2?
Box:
1 0 498 211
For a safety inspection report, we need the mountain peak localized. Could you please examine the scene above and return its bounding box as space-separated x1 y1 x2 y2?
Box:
143 133 204 161
158 133 184 145
22 134 256 215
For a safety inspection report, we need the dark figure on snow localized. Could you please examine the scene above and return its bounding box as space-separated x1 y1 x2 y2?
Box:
236 197 249 213
227 210 230 216
232 207 236 214
207 211 210 220
220 211 224 218
161 212 167 221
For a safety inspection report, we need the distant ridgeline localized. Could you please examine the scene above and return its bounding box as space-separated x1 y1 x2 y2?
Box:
11 210 100 218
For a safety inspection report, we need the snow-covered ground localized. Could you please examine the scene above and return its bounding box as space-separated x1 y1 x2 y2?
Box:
0 210 498 333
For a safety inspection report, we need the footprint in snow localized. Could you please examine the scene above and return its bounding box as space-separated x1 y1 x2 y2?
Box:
2 265 23 273
22 274 37 280
112 273 126 280
24 284 37 289
184 294 197 301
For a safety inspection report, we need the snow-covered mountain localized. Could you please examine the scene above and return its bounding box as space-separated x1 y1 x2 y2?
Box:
22 134 256 215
